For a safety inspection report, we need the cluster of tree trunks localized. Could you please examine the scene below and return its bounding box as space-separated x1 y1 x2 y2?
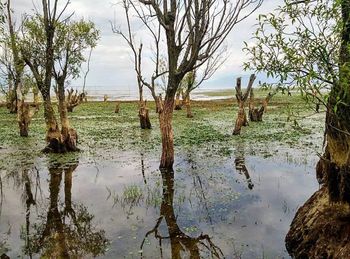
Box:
233 74 275 135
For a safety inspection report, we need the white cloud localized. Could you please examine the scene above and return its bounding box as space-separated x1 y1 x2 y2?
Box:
11 0 283 91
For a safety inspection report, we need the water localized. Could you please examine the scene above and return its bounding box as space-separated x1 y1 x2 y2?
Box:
0 147 319 258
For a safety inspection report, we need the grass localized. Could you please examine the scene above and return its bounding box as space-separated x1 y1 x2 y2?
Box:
0 93 324 171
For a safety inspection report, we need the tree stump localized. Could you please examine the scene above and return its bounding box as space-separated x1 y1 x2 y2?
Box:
248 89 274 122
232 74 255 135
103 95 108 102
66 88 85 112
139 101 151 129
115 103 120 113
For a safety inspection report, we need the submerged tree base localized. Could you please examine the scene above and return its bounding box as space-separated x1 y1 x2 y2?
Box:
285 186 350 258
43 129 79 153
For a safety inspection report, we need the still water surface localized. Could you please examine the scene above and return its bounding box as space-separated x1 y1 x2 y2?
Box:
0 147 319 258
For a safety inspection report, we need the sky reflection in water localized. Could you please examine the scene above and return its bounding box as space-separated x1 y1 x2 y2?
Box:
0 147 318 258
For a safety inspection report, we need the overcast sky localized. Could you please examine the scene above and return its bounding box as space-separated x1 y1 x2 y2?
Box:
12 0 282 92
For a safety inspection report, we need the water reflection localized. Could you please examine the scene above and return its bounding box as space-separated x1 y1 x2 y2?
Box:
22 159 109 258
234 143 254 190
141 169 223 258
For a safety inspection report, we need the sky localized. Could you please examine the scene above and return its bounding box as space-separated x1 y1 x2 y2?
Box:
12 0 282 92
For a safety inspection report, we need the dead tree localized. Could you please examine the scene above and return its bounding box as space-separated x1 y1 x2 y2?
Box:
248 88 276 122
112 11 152 129
66 88 85 112
232 74 256 135
116 0 262 170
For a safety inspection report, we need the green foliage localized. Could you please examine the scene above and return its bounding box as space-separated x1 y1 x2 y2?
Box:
244 0 340 107
54 19 100 79
20 14 99 84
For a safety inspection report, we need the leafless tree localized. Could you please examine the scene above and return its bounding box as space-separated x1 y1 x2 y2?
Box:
115 0 263 170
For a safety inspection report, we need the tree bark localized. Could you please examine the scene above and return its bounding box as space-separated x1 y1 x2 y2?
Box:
185 94 193 118
17 98 38 137
233 75 255 135
57 81 79 152
159 97 175 170
286 2 350 257
41 92 64 153
139 100 152 129
174 91 182 110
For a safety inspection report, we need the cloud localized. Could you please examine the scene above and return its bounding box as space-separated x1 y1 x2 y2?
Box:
11 0 283 91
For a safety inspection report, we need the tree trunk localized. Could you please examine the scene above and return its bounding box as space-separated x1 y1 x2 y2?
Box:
8 90 18 114
33 89 40 108
233 101 248 135
159 97 175 170
185 94 193 118
285 186 350 258
17 100 30 137
232 75 255 135
115 103 120 113
286 2 350 257
174 91 182 110
57 82 79 152
139 100 152 129
41 92 64 153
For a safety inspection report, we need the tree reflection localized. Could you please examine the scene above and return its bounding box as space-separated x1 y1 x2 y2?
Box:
23 159 109 258
234 142 254 190
141 169 224 258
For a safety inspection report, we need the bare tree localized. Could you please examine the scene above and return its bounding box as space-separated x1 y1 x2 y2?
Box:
117 0 263 170
232 74 255 135
179 51 227 118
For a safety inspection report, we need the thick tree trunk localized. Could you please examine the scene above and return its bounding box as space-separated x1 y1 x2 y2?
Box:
285 186 350 258
233 102 248 135
139 100 152 129
57 83 79 152
41 92 64 153
286 2 350 257
159 97 175 170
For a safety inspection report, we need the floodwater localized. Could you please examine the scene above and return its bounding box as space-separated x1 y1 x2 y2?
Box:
0 145 319 258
